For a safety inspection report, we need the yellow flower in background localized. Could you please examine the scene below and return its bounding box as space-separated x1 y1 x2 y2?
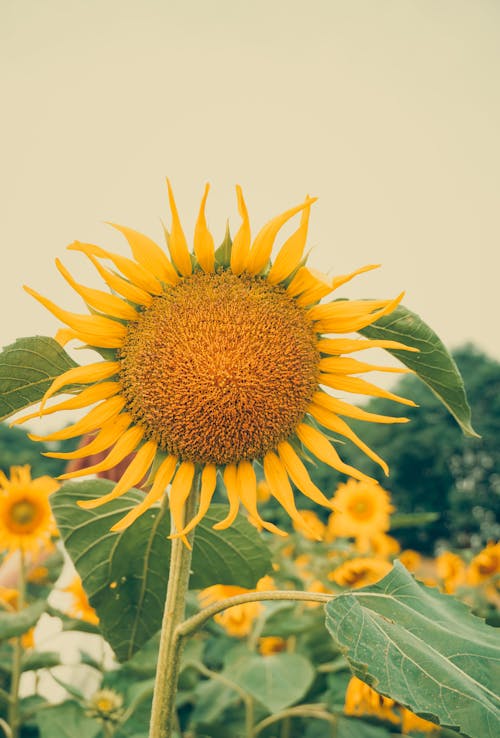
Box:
344 676 399 724
292 510 326 540
328 479 394 541
398 549 422 573
0 586 19 611
86 689 124 722
436 551 466 593
15 182 415 539
400 707 438 733
64 576 99 625
305 578 332 608
467 541 500 586
356 531 400 558
0 467 59 554
199 575 274 638
329 557 392 589
258 636 287 655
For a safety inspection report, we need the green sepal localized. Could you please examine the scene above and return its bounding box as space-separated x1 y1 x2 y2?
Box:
214 222 232 267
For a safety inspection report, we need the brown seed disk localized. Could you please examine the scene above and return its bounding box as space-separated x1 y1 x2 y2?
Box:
119 271 320 465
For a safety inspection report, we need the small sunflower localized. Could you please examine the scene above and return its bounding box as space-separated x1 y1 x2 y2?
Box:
64 576 99 625
199 575 274 638
328 479 394 541
15 182 415 538
329 557 392 589
467 542 500 586
436 551 466 593
0 466 59 554
344 676 399 724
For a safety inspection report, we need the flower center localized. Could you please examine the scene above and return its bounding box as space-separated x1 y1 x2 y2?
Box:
348 498 374 520
119 271 319 465
9 499 38 529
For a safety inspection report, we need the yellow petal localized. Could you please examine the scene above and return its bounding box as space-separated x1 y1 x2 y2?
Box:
317 338 418 355
78 440 158 509
28 396 126 441
230 185 251 275
39 361 120 411
246 197 317 276
54 328 77 346
11 382 121 426
263 452 321 538
286 266 329 298
213 465 240 530
277 441 333 508
319 357 410 375
111 455 178 532
171 463 217 539
267 200 311 284
168 461 196 545
81 252 153 306
296 423 376 483
294 271 337 307
309 403 389 475
59 425 145 480
330 264 381 292
107 223 179 285
309 297 394 322
55 259 139 321
165 179 192 276
319 373 417 407
68 241 163 295
313 292 405 333
193 184 215 273
312 392 409 424
24 286 127 345
43 414 132 459
237 460 286 536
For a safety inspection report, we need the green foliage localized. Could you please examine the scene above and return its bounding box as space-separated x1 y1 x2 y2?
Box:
0 423 72 479
0 600 45 640
0 336 78 422
360 305 478 437
36 700 101 738
51 479 272 661
325 562 500 738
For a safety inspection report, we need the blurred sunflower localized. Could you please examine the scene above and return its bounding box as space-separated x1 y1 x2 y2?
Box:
436 551 466 593
467 541 500 586
328 479 394 541
344 676 399 724
199 575 274 637
0 466 59 554
64 576 99 625
15 182 415 538
329 557 391 589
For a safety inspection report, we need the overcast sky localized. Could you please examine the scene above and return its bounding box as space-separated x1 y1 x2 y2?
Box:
2 0 499 371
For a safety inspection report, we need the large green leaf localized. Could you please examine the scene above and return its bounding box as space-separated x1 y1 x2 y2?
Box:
0 336 78 421
325 561 500 738
51 479 272 661
230 652 315 713
360 305 478 437
0 600 45 640
36 700 101 738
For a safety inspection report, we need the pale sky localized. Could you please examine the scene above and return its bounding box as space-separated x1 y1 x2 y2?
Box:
2 0 499 367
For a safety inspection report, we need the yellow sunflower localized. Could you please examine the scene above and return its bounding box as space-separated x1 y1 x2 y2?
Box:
0 466 59 554
467 542 500 586
14 182 415 539
328 478 395 541
329 557 392 589
64 576 99 625
344 676 399 724
199 575 274 638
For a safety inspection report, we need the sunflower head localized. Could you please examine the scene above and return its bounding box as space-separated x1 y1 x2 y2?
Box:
329 557 392 589
0 466 59 554
17 182 415 539
328 479 395 542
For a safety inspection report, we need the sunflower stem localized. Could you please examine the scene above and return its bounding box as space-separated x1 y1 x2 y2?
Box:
8 550 26 738
148 472 200 738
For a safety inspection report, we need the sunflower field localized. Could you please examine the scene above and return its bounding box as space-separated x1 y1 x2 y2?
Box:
0 185 498 738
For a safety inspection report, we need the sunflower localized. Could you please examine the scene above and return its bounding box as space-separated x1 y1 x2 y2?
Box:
15 182 415 539
329 557 392 589
0 466 59 554
199 575 274 638
64 576 99 625
328 478 394 542
436 551 466 593
344 676 399 724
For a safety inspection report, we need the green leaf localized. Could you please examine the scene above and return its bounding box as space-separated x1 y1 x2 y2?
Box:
0 600 45 640
231 652 315 713
390 511 440 530
360 305 479 437
0 336 78 422
51 479 271 661
36 700 101 738
325 561 500 738
21 650 60 672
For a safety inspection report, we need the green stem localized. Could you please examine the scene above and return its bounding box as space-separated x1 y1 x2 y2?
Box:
178 591 333 640
148 472 200 738
8 550 26 738
0 718 12 738
253 705 337 736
